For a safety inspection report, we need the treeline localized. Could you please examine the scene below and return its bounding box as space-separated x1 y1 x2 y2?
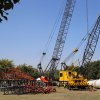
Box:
0 59 100 80
0 59 40 78
79 60 100 79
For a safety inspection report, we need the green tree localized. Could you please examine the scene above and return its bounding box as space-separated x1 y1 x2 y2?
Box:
76 60 100 79
0 59 14 72
0 0 20 22
85 61 100 79
17 64 40 78
54 70 59 81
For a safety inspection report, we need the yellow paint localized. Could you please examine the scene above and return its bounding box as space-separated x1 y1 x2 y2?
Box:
59 70 88 88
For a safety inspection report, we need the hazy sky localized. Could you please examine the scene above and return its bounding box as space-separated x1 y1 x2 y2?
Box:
0 0 100 69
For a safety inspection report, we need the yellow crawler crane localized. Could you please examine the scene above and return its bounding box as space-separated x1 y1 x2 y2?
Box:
58 48 89 89
59 14 100 90
59 70 89 90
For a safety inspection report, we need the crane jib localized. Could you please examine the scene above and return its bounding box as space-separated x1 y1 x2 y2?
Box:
45 0 76 73
81 15 100 68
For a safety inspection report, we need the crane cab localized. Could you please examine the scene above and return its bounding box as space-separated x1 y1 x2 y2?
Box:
59 70 88 89
59 70 78 82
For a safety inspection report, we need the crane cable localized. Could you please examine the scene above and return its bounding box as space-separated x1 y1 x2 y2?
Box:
74 0 89 66
63 0 89 65
43 0 66 53
86 0 89 34
37 0 66 69
75 21 97 67
75 0 89 50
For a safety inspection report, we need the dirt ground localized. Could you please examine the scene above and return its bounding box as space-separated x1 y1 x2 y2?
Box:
0 87 100 100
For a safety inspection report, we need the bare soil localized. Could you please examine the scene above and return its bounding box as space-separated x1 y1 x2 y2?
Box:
0 87 100 100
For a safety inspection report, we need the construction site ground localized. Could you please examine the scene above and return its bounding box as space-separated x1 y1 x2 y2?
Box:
0 87 100 100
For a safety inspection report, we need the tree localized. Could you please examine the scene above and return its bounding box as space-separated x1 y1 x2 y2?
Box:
76 60 100 79
85 61 100 79
0 0 20 22
0 59 14 72
54 70 59 81
17 64 40 78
